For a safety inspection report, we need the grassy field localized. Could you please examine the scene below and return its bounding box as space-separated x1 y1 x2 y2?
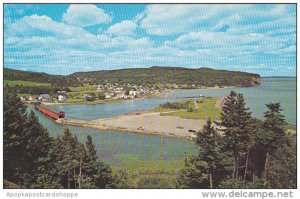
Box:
4 80 50 87
153 97 221 121
69 84 95 92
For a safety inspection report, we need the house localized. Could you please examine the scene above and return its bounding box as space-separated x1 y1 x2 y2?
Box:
190 132 197 139
172 84 178 89
104 93 111 99
20 96 27 102
129 90 137 97
83 93 96 101
39 94 50 101
57 94 67 101
27 95 37 101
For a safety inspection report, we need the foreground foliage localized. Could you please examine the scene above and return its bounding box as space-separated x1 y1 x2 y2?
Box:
177 91 296 189
4 85 116 188
4 84 296 189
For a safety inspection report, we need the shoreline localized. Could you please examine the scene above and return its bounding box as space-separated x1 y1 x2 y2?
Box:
164 86 237 96
41 97 143 106
41 86 238 106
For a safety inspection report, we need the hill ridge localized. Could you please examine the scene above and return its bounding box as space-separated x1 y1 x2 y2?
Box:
4 67 261 87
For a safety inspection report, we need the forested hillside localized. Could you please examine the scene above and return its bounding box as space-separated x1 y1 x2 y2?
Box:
4 66 261 87
70 66 261 87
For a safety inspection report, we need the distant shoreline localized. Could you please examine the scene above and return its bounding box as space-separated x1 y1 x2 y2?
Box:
42 86 237 106
261 76 296 78
165 85 236 95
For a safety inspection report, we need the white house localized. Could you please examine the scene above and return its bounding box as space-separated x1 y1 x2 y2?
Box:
105 93 111 99
190 132 197 139
57 95 66 101
28 96 36 101
20 96 27 102
39 94 50 101
129 90 137 97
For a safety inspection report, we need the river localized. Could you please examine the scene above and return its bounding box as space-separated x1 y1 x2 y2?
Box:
30 77 296 170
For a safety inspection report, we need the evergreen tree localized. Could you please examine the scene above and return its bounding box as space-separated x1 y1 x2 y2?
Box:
259 103 288 183
196 119 226 187
4 85 117 188
262 103 287 153
218 178 269 189
176 155 209 188
23 111 52 186
54 128 78 188
85 135 116 188
177 119 226 188
268 134 296 188
34 137 63 188
217 91 252 181
4 85 28 184
4 85 52 187
255 103 286 179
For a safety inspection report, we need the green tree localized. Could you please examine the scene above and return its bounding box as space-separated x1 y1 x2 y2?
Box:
196 119 226 187
84 135 116 188
260 103 287 182
217 91 252 181
4 85 29 185
177 119 226 188
4 85 52 187
176 155 209 188
268 134 296 188
218 178 269 189
34 137 63 188
263 103 287 152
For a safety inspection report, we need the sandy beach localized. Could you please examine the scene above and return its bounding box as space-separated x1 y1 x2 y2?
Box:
57 112 206 139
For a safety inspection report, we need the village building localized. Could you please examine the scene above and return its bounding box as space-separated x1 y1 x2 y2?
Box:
83 93 96 101
39 94 50 101
57 94 67 101
190 132 197 139
20 96 27 102
28 95 38 101
104 93 112 99
129 90 137 97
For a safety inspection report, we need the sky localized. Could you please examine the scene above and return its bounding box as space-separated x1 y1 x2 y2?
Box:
4 4 296 76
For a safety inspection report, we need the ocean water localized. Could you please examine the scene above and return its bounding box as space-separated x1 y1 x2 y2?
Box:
167 77 296 125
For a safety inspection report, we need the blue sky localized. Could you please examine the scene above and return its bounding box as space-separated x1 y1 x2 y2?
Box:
4 4 296 76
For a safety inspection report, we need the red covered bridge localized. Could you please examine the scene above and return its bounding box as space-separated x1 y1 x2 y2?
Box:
35 105 65 120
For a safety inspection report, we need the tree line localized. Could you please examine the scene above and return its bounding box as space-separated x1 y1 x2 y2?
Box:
4 67 260 88
177 91 296 188
12 84 71 96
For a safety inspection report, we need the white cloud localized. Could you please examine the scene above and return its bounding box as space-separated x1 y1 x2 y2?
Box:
3 5 296 76
5 14 153 55
107 20 137 36
62 4 112 27
7 14 89 38
139 4 295 36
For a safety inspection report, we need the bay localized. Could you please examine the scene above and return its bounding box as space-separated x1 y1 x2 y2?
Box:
30 77 296 170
